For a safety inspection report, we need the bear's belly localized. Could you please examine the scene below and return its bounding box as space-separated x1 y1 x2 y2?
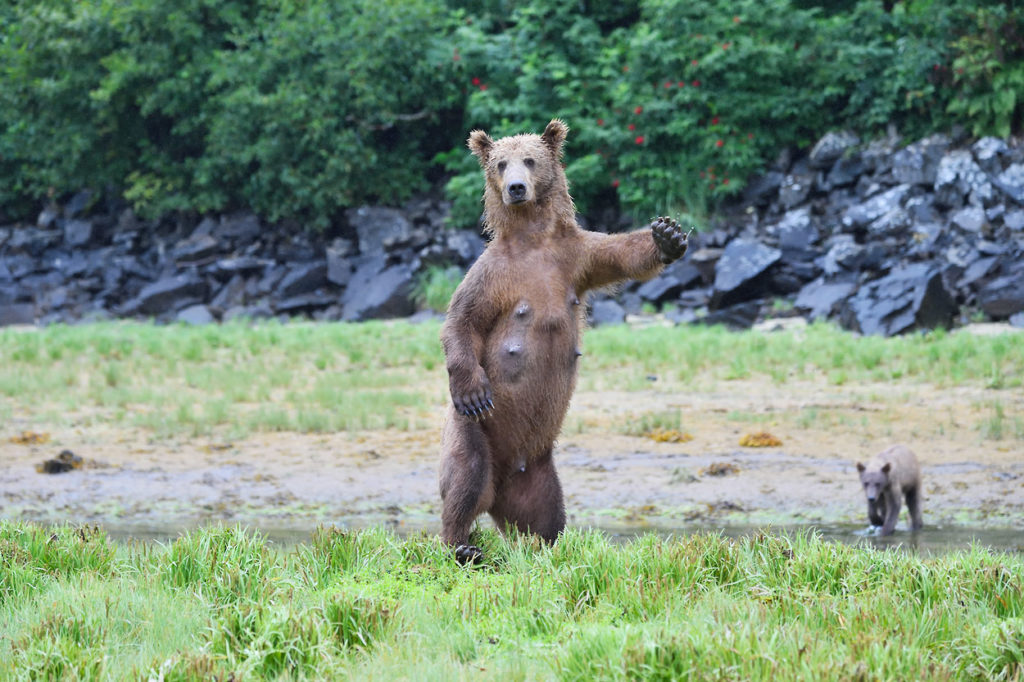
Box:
486 297 581 386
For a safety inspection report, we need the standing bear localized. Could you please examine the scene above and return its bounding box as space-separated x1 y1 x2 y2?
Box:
438 119 689 563
856 444 924 536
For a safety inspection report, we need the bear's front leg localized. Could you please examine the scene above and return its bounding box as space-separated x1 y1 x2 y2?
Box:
879 490 902 536
651 216 689 264
448 364 494 420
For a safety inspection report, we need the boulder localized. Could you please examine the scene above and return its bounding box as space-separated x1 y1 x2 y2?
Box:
808 131 860 169
994 163 1024 205
277 262 328 298
934 150 991 208
794 277 857 320
710 238 781 308
977 263 1024 318
347 206 413 255
842 184 911 230
63 219 94 247
589 298 626 326
892 135 949 186
122 274 208 316
840 263 956 336
0 303 35 326
341 256 416 321
176 304 215 325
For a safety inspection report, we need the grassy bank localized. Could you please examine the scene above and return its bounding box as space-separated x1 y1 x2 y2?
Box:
1 319 1021 439
1 521 1022 680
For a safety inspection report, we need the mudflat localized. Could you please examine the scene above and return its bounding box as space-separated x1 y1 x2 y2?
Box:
3 375 1021 537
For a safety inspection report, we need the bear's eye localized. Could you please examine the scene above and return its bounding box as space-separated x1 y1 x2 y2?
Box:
524 158 535 169
497 160 507 173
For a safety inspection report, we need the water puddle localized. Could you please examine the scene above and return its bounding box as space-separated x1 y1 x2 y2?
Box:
95 519 1023 555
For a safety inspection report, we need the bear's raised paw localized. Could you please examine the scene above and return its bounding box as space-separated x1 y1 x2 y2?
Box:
651 216 690 264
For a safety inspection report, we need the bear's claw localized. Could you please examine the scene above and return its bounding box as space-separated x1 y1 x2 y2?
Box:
455 544 484 565
651 216 689 264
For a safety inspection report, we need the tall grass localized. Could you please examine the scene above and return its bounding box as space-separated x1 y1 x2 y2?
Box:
1 521 1022 680
0 320 1021 438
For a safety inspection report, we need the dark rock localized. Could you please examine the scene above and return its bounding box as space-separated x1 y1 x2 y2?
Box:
1010 311 1024 328
63 219 94 247
934 151 991 209
275 292 332 314
696 301 761 329
277 262 327 298
809 131 860 169
212 256 272 277
688 247 723 284
1004 209 1024 231
779 174 813 209
994 163 1024 205
326 245 353 287
826 155 866 188
841 263 956 336
210 274 248 311
341 256 416 321
821 235 864 276
769 207 819 249
950 206 989 234
867 208 911 238
742 172 784 206
176 304 215 325
588 298 626 326
794 277 856 320
214 212 262 242
0 303 35 326
123 274 208 316
958 256 999 290
711 239 782 308
37 204 59 229
173 234 220 264
892 135 949 186
636 261 701 303
347 206 413 254
842 185 910 230
977 264 1024 318
973 137 1008 175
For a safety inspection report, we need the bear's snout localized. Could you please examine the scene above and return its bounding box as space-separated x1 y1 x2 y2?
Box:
507 182 528 202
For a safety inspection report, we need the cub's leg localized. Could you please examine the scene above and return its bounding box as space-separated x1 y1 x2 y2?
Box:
905 485 923 531
868 499 885 528
880 489 902 536
439 417 495 564
490 450 566 543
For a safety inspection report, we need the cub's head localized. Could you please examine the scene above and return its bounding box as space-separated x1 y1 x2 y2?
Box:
856 461 891 502
467 119 569 209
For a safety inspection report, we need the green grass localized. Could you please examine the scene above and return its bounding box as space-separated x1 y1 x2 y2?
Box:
0 320 1022 438
1 521 1022 680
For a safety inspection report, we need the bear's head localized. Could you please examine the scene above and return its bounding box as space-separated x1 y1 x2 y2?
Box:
467 119 573 229
856 461 891 502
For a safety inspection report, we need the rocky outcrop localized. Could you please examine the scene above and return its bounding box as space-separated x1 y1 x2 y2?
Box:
1 133 1023 336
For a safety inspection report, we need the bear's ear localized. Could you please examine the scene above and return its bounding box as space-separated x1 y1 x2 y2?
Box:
467 129 493 166
881 462 892 475
856 462 866 473
541 119 569 159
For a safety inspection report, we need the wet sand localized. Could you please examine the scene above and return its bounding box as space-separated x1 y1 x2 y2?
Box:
3 376 1022 544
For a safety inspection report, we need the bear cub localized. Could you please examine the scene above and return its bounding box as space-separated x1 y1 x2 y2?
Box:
438 119 689 563
856 444 923 536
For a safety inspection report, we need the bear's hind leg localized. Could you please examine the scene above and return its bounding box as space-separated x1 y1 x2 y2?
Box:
439 419 495 563
905 485 923 531
490 451 566 543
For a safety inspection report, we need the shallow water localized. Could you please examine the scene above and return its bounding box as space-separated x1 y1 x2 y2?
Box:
96 518 1023 555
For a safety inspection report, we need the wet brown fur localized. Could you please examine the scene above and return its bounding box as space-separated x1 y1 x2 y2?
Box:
856 444 923 536
438 120 680 551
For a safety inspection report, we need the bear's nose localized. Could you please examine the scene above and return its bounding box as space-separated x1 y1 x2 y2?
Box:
507 182 527 201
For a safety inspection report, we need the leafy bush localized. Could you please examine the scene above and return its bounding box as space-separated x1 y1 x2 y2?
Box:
0 0 463 226
0 0 1020 228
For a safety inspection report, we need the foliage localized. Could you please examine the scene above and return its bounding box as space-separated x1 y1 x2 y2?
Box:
412 264 464 312
0 0 462 227
1 0 1021 226
1 521 1023 679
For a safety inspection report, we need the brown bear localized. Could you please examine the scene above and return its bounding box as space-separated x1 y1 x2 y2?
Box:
856 444 923 536
438 119 689 563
